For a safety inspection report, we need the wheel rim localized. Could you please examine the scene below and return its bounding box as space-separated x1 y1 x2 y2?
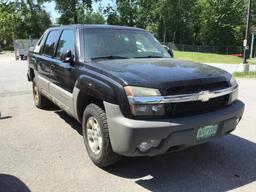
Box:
86 116 103 155
33 85 39 105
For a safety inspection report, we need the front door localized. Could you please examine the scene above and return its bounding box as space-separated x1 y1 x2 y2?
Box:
48 29 77 114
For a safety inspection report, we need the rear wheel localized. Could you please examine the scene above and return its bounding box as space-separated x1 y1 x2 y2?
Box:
82 104 121 167
32 79 51 109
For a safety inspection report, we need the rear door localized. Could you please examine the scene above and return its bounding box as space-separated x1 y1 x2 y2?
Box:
36 30 60 95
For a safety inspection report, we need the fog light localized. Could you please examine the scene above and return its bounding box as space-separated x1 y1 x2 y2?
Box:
138 139 161 152
228 88 238 104
131 104 165 116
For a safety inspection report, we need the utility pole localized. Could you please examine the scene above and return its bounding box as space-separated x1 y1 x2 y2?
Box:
250 32 255 58
242 0 252 72
13 2 18 60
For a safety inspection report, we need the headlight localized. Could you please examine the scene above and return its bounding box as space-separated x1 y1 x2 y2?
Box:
124 86 161 97
228 76 238 104
124 86 165 116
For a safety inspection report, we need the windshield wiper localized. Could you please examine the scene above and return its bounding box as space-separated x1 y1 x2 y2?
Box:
91 55 129 61
134 55 164 58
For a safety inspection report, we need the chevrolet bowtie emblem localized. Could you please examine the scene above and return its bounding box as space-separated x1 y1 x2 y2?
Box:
198 90 211 102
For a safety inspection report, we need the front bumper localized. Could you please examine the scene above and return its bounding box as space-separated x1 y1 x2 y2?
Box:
104 100 244 157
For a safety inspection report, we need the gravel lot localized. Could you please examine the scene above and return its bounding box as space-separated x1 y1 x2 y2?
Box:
0 53 256 192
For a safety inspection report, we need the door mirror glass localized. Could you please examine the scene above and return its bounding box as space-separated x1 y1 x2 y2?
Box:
60 50 74 64
163 45 174 58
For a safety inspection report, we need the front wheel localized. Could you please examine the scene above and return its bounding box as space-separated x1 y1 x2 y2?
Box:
82 104 121 167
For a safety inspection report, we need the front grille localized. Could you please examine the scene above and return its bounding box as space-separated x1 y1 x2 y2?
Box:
167 81 229 95
164 81 230 117
165 93 229 117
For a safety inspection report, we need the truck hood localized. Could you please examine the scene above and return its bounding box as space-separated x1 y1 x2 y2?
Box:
94 58 232 90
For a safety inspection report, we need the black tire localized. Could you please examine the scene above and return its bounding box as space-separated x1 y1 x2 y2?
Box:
32 79 51 109
82 104 121 167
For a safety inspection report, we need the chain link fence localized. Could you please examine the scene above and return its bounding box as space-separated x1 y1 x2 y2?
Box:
163 42 244 55
10 39 249 59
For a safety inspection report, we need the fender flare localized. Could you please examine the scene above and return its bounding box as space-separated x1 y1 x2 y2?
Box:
73 75 117 121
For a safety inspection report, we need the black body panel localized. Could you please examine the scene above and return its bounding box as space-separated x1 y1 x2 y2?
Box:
28 24 233 118
93 58 232 92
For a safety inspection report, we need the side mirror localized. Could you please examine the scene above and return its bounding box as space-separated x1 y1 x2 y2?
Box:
163 45 174 58
60 50 75 65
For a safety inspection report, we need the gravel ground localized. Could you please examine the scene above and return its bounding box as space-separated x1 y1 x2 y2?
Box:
0 53 256 192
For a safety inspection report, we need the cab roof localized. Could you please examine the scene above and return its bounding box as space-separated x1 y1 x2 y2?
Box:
49 24 145 31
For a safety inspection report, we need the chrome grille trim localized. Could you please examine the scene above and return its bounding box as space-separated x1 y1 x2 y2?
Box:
128 85 238 104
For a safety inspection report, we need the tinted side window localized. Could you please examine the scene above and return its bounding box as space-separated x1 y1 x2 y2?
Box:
34 32 46 53
56 30 75 58
42 30 59 56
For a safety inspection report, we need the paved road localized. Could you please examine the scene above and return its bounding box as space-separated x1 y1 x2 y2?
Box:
0 54 256 192
205 63 256 74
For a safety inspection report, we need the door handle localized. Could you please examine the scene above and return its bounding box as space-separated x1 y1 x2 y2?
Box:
50 65 55 71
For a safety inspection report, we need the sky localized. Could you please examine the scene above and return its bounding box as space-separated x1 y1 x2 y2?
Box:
44 0 114 23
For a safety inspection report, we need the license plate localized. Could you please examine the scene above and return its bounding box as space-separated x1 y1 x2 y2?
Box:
196 124 218 141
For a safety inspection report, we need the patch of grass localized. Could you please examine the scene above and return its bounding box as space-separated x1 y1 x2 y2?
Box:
247 58 256 64
233 71 256 78
173 51 252 64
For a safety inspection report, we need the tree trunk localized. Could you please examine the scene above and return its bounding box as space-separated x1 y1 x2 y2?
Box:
72 0 78 23
163 19 166 43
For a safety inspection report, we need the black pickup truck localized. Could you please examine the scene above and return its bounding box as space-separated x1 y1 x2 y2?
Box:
27 24 244 167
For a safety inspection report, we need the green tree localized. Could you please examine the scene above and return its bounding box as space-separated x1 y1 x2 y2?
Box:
19 0 51 38
80 12 105 24
0 0 51 49
55 0 85 24
55 0 105 24
252 0 256 29
104 4 120 25
199 0 245 46
136 0 202 44
116 0 139 26
56 0 252 48
0 1 15 47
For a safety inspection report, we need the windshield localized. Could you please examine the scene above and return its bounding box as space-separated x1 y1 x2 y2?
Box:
80 28 170 61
